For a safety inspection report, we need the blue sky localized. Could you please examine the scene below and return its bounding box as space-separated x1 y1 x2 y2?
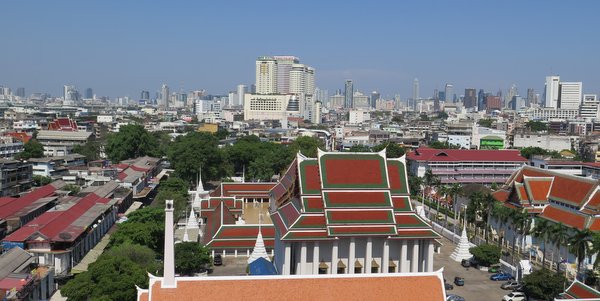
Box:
1 1 599 99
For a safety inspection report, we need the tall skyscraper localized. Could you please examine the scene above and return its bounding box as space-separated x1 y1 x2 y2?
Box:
160 84 169 108
370 91 380 109
63 85 78 101
444 84 453 103
544 75 560 108
289 64 315 95
558 82 582 110
526 88 535 106
344 80 354 108
141 90 150 101
273 56 299 94
464 88 477 109
85 88 93 99
477 89 485 111
15 87 25 98
236 84 246 106
413 78 419 110
255 56 278 94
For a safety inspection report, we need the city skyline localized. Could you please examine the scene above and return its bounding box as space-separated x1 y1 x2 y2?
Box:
1 1 599 98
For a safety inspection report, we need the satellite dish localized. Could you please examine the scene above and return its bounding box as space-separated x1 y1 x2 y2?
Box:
59 232 72 240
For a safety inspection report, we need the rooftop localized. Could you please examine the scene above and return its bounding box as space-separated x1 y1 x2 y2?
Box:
407 148 527 162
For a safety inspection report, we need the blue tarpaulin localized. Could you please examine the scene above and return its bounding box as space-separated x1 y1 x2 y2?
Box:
248 257 277 275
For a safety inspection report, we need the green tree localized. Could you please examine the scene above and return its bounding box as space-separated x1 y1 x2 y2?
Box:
492 203 512 248
175 242 212 276
520 146 548 159
167 131 227 183
126 206 164 224
569 228 593 278
551 222 569 274
72 139 102 161
372 142 405 158
477 118 494 128
63 184 81 195
532 218 552 269
105 124 159 162
437 112 449 119
526 120 548 132
469 244 501 266
248 156 275 182
214 128 229 140
408 176 423 197
109 220 164 254
348 144 372 152
289 136 323 158
522 269 567 301
429 141 460 149
18 139 44 159
33 175 52 186
391 115 403 123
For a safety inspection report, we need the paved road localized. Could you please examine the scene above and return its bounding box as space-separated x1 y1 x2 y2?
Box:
435 237 510 301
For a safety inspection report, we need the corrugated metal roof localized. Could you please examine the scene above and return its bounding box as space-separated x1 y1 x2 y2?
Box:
0 247 33 279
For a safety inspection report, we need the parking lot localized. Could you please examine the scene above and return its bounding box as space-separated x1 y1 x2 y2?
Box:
434 237 509 301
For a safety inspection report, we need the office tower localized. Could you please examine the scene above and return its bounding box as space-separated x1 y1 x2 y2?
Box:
477 89 485 111
255 56 278 94
464 88 477 109
505 84 518 108
444 84 453 103
273 56 299 94
160 84 169 108
370 91 380 109
438 91 445 103
63 85 79 101
413 78 419 110
526 88 535 106
141 90 150 101
486 96 502 111
237 85 246 106
15 87 25 98
544 75 560 108
344 80 354 108
85 88 93 99
581 94 599 119
558 82 582 110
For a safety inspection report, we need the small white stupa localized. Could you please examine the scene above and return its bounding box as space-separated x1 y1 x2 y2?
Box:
450 223 473 262
186 208 199 229
188 169 209 210
182 226 190 242
248 213 270 264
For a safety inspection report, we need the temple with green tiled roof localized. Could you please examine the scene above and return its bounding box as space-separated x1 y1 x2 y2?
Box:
270 149 440 275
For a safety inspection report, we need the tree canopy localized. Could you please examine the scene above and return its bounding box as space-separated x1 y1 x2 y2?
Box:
18 139 44 159
429 141 460 149
167 132 229 183
289 136 323 158
477 118 494 128
109 207 165 254
522 269 566 301
469 244 501 266
372 142 405 158
105 124 159 162
175 242 211 276
526 120 548 132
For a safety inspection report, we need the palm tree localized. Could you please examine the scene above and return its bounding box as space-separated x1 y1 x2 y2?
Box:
569 228 593 280
447 183 462 230
481 193 497 243
551 222 569 273
531 218 552 269
510 209 530 265
492 203 511 249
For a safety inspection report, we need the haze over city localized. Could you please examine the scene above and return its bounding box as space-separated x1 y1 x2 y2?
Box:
2 0 599 98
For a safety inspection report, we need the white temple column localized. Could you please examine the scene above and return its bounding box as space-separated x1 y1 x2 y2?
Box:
331 240 338 274
283 243 291 275
400 240 408 272
300 242 307 275
382 239 389 273
313 242 320 274
365 237 373 273
411 240 419 272
427 241 434 272
420 240 426 272
349 238 356 274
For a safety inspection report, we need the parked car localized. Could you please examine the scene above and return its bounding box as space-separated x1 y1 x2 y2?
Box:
213 254 223 266
446 294 466 301
501 280 520 290
445 282 454 290
461 259 471 268
490 272 513 281
502 292 526 301
454 276 465 286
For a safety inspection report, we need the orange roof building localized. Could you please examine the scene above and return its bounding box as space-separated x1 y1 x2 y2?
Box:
271 150 440 275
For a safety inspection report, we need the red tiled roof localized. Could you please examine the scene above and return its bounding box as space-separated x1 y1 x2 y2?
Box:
516 183 529 202
214 225 274 240
492 190 510 202
319 153 388 189
299 160 321 195
143 273 446 301
563 280 600 299
323 191 391 208
4 132 31 143
302 197 324 213
524 177 553 202
326 210 395 225
514 167 595 206
540 205 586 230
328 225 398 236
291 215 326 229
387 160 409 195
407 148 527 162
209 183 276 198
0 183 62 219
392 196 412 212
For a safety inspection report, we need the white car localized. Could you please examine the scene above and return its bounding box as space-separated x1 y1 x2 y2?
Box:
502 292 526 301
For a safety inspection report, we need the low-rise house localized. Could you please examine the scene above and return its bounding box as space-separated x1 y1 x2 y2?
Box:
36 130 92 157
0 159 33 197
0 247 55 301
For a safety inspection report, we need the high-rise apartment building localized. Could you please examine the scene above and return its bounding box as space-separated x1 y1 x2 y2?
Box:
274 56 299 94
526 88 535 106
444 84 453 103
289 64 315 95
580 94 599 119
85 88 93 99
464 88 477 109
255 57 278 94
370 91 380 109
236 84 246 107
63 85 79 101
15 87 25 98
558 82 582 110
160 84 170 108
544 76 560 108
141 90 150 101
477 89 485 111
413 78 419 110
344 80 354 108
